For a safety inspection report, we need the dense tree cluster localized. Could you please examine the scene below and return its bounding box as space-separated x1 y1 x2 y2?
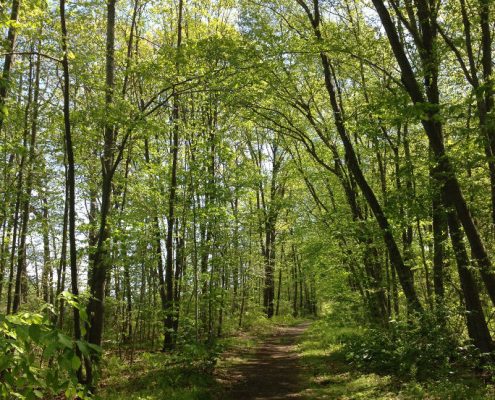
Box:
2 0 495 394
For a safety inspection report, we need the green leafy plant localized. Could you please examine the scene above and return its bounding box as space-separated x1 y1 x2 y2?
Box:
340 312 471 380
0 293 101 399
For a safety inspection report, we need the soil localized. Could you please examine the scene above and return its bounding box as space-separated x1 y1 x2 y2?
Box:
217 322 310 400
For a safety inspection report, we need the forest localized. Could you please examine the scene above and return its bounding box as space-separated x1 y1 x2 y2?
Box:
2 0 495 398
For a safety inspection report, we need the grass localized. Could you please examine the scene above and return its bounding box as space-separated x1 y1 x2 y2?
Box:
297 319 495 400
98 350 219 400
97 315 305 399
94 315 495 400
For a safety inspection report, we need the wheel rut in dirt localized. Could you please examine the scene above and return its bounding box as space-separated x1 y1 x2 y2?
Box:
220 322 310 400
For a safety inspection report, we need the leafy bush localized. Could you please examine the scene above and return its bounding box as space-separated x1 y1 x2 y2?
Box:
340 313 466 380
0 295 100 399
178 342 220 374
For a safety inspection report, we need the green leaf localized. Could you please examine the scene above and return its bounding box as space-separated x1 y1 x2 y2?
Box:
65 386 76 399
79 308 88 325
76 340 90 356
57 333 72 349
0 355 11 371
86 342 102 354
71 355 81 371
28 325 41 343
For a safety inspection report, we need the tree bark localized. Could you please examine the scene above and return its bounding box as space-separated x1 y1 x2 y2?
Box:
59 0 83 382
447 211 493 353
13 47 40 313
0 0 21 131
372 0 495 308
297 0 422 312
163 0 183 350
85 0 117 385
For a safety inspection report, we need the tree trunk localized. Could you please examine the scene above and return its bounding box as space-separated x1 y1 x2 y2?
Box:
447 211 493 353
163 0 183 351
297 0 422 312
13 48 40 313
59 0 83 382
372 0 495 308
41 197 51 303
85 0 117 385
0 0 21 131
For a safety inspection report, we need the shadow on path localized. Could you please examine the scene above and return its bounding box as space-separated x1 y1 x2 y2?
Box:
219 323 310 400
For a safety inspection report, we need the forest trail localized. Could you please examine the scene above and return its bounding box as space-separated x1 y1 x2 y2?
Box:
217 322 310 400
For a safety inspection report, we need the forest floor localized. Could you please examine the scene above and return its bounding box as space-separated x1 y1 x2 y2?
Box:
215 322 310 399
214 319 495 400
99 319 495 399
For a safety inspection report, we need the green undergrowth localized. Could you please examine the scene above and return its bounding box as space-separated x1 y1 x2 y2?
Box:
241 313 308 335
98 314 305 400
298 318 495 400
98 347 219 400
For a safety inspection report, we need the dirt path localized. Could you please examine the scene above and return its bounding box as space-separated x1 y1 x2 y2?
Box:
218 322 310 400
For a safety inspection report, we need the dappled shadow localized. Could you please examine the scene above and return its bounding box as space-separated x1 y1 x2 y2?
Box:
299 351 395 399
295 325 399 400
219 324 310 400
99 354 218 400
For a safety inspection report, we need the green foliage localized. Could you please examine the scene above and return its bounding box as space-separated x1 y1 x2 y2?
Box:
0 312 78 399
99 344 222 400
4 0 495 396
0 295 100 399
340 313 472 380
299 318 494 399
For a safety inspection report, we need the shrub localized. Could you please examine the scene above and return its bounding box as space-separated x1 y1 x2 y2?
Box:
0 295 100 399
340 312 465 380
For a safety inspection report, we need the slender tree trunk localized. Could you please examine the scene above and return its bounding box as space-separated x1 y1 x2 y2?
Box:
85 0 117 385
172 233 184 342
144 139 167 345
163 0 183 351
13 48 40 313
6 191 20 314
59 0 83 382
292 245 298 317
55 162 69 328
447 211 493 353
431 160 447 308
12 59 34 313
478 0 495 226
275 262 282 316
372 0 495 308
297 0 422 312
41 196 51 303
0 0 21 131
0 204 13 303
